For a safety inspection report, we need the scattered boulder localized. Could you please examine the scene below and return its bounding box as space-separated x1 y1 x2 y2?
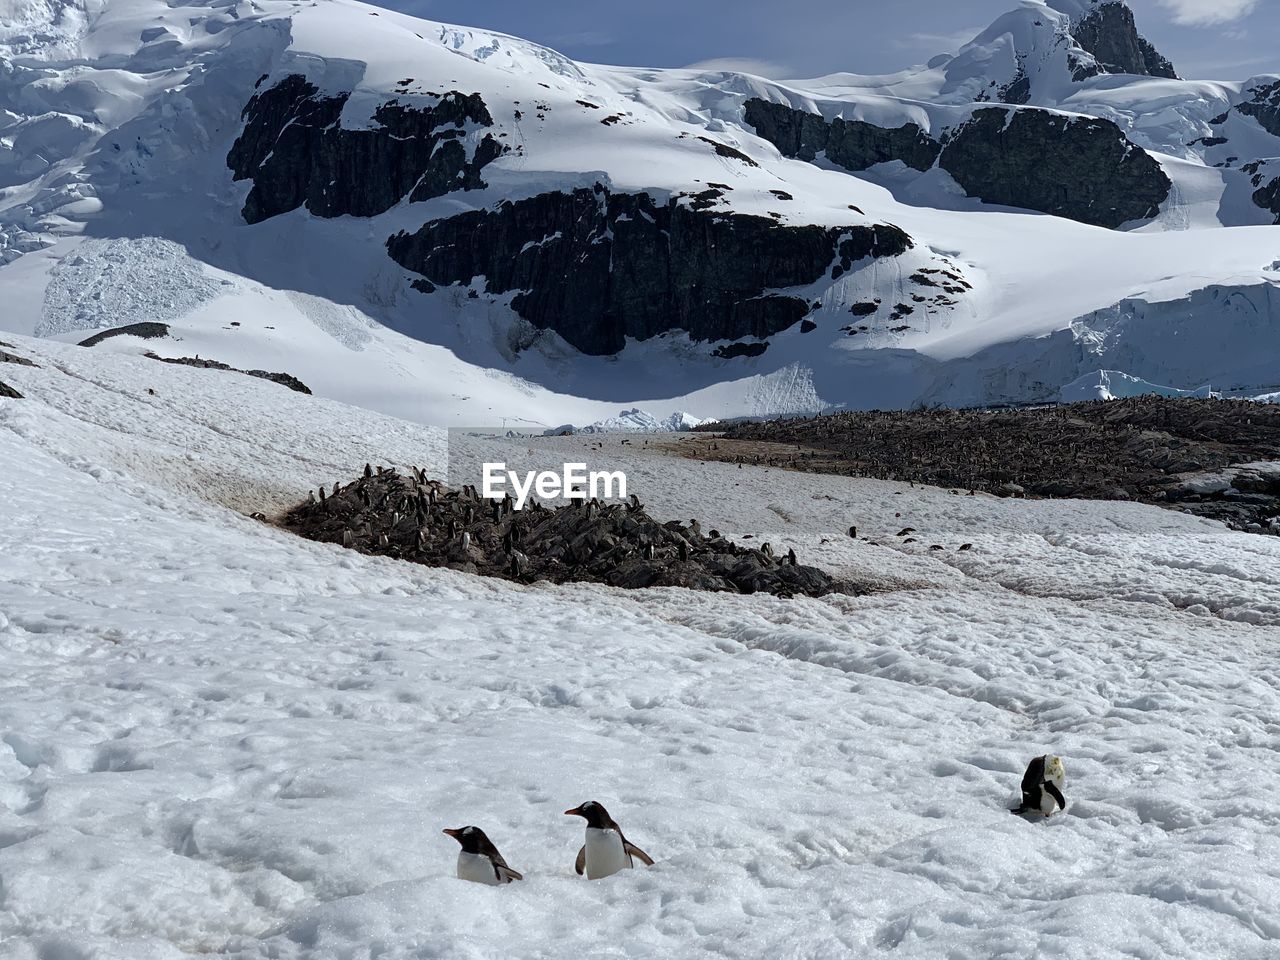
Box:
279 469 858 597
0 379 21 399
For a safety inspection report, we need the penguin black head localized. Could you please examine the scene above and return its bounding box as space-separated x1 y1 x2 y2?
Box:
564 801 613 829
443 826 489 854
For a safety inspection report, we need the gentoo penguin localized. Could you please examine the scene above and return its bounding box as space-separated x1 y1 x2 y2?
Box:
442 826 523 885
564 801 654 879
1011 755 1067 817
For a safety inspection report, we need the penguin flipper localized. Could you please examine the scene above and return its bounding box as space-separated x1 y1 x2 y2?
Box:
624 842 654 867
496 864 523 883
1045 783 1067 812
574 845 586 876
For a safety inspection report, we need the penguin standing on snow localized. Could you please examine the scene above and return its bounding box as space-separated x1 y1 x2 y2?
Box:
564 801 654 879
442 826 524 884
1011 755 1067 817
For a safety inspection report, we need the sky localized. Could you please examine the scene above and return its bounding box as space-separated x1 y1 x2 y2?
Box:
374 0 1279 81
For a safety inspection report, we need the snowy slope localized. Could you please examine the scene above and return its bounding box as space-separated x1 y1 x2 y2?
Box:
0 0 1278 424
4 333 1280 959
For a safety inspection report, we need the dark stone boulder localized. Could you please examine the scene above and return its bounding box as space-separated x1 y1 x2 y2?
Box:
387 184 912 355
227 75 506 224
1071 2 1177 79
0 379 21 399
744 98 940 171
938 108 1171 228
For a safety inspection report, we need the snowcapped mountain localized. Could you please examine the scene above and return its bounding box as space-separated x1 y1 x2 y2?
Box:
1 0 1278 425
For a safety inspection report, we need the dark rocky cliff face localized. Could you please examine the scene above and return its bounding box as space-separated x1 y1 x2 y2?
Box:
1071 2 1177 79
940 108 1171 227
744 99 1171 229
227 75 506 224
1253 175 1280 225
387 185 912 355
1235 79 1280 138
744 99 940 172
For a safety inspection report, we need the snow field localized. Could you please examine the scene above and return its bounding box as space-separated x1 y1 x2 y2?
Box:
2 338 1280 958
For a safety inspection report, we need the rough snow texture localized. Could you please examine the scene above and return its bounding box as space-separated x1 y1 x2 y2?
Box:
3 336 1280 959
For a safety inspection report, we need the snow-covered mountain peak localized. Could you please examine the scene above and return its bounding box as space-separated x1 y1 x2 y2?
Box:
1 0 1278 427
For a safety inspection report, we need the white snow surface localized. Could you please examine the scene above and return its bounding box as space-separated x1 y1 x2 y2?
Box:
546 408 712 435
3 336 1280 958
0 0 1278 423
1059 369 1216 402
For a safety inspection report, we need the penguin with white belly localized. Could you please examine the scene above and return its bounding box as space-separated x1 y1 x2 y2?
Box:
1010 755 1067 817
564 801 654 879
442 826 524 884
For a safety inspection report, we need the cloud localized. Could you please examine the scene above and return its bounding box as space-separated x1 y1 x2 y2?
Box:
1154 0 1258 26
681 57 790 78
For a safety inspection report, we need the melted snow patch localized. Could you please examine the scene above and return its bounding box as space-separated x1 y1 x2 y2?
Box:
37 237 230 338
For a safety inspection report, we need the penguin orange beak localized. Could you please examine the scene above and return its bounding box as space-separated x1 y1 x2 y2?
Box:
442 828 462 839
564 806 583 817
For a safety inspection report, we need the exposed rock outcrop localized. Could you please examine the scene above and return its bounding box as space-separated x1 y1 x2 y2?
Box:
280 468 859 596
0 348 38 367
388 184 912 355
940 108 1171 227
227 75 506 224
78 322 171 347
743 99 940 171
0 380 21 399
143 352 312 394
744 99 1171 228
1071 2 1177 79
1234 79 1280 139
1254 175 1280 225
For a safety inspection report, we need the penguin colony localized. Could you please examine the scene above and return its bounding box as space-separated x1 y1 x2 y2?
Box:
279 466 857 598
695 396 1280 534
443 762 1063 885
